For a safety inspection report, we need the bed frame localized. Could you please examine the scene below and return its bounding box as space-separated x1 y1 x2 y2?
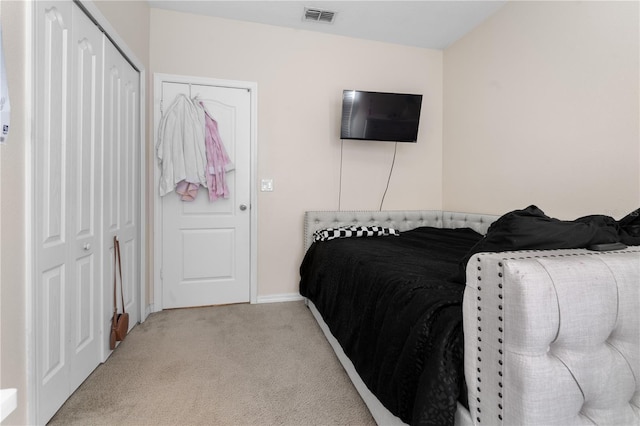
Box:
303 210 640 426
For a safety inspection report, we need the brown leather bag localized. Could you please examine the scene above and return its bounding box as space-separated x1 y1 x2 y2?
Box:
110 236 129 350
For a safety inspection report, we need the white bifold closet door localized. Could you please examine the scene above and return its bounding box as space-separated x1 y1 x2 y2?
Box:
34 1 140 424
102 30 140 354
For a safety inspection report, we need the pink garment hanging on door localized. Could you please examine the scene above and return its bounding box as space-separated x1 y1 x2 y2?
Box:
175 180 199 201
201 103 234 202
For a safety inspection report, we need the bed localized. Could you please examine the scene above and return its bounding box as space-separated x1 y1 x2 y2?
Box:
299 209 640 426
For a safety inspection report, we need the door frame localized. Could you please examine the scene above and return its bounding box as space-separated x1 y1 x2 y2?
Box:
152 73 258 311
27 1 147 423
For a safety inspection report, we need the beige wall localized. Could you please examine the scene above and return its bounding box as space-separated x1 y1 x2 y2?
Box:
150 9 444 298
0 1 29 424
93 0 150 67
443 1 639 220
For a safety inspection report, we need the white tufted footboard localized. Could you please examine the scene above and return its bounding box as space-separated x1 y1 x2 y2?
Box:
464 248 640 425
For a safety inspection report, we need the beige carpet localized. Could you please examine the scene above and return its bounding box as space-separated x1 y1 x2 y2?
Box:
48 301 375 426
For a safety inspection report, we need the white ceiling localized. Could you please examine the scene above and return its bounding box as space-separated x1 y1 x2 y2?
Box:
147 1 507 50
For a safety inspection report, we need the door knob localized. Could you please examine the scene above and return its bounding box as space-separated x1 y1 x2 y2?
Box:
239 204 247 211
83 243 91 251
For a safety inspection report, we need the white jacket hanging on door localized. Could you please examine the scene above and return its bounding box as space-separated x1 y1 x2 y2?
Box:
156 94 207 196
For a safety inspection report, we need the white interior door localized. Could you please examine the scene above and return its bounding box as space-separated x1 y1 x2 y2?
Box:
103 37 140 344
34 2 102 422
160 82 251 309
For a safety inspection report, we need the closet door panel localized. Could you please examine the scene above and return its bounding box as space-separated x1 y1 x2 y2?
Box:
74 38 98 237
40 5 68 249
68 3 102 392
41 265 66 380
103 37 139 347
123 79 137 228
35 2 106 422
102 40 122 339
120 67 139 317
103 63 121 234
35 2 72 423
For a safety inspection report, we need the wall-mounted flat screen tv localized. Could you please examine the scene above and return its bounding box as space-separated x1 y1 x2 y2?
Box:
340 90 423 142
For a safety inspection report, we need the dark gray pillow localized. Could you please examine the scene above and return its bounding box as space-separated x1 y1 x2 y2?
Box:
451 205 621 283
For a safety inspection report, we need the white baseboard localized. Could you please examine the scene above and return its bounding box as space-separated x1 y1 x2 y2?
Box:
256 293 304 304
143 304 155 320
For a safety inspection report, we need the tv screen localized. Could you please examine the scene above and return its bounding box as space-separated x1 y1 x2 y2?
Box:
340 90 423 142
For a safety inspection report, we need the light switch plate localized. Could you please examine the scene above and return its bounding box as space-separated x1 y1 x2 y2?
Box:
261 178 274 192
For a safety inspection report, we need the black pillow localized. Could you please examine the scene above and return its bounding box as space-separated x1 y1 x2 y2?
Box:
451 205 621 284
619 208 640 245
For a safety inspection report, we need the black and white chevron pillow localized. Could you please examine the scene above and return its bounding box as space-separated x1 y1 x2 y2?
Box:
313 225 400 242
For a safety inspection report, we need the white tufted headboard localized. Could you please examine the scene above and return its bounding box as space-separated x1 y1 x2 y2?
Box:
303 210 499 251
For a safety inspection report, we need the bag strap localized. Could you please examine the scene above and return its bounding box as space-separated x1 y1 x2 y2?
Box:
113 236 126 315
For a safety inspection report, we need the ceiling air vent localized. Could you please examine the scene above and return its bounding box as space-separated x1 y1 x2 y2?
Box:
303 7 336 24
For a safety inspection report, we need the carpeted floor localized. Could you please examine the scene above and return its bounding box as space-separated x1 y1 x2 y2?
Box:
48 301 375 425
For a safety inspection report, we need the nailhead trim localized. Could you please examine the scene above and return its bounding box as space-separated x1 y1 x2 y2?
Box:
497 261 504 423
476 257 483 423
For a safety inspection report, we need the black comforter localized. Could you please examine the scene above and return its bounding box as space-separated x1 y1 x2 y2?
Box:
299 226 483 426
